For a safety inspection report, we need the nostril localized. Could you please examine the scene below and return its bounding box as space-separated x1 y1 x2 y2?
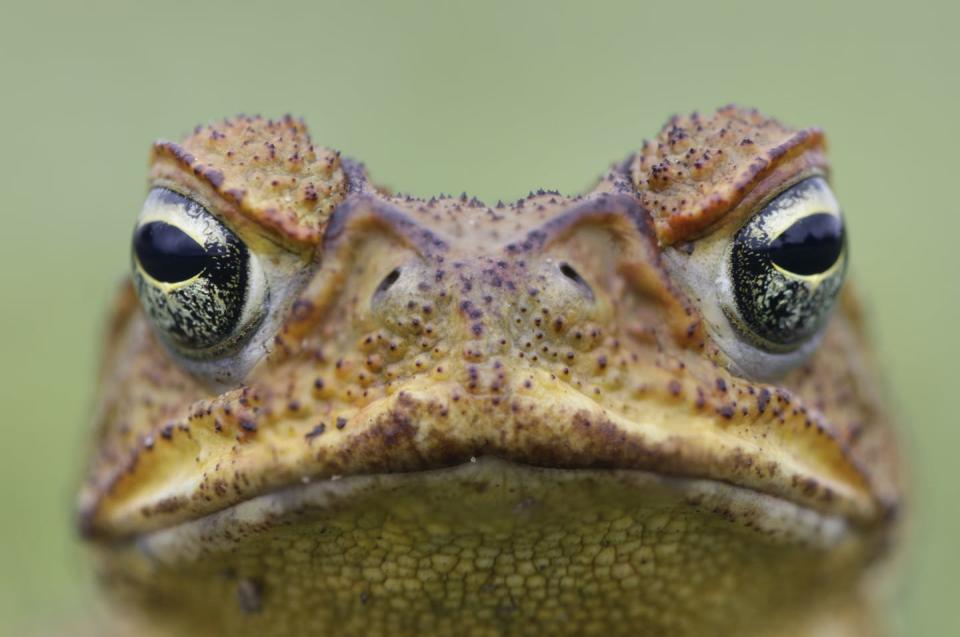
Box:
559 262 594 299
559 262 583 284
374 267 401 298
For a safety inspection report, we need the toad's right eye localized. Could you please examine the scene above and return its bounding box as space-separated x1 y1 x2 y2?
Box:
131 188 267 359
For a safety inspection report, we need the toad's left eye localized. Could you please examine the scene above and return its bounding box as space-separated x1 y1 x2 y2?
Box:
726 176 847 351
131 188 267 359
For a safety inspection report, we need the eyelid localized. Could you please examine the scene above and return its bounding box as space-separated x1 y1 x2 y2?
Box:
748 177 841 239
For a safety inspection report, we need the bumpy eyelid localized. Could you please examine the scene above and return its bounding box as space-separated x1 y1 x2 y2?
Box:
679 166 832 251
146 179 311 262
726 168 832 236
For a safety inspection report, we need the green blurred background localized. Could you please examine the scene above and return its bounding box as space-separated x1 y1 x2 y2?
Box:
1 0 956 634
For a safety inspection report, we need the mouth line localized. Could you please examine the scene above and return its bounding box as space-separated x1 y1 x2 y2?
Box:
112 457 858 564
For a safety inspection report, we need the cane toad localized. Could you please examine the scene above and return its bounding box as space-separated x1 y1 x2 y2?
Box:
76 107 902 636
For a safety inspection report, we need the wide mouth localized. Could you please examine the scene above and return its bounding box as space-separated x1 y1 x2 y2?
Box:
118 458 862 566
79 370 886 544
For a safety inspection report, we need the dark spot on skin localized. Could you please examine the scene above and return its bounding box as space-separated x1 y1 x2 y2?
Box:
290 298 314 321
239 419 257 433
237 578 264 614
668 380 682 396
305 423 326 440
336 417 348 430
150 496 185 515
757 388 771 414
695 389 706 409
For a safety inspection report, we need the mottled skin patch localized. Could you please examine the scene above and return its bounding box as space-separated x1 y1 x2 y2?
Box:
150 115 346 248
78 107 902 636
631 106 828 244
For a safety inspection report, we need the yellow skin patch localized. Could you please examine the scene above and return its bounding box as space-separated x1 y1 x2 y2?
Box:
78 108 902 636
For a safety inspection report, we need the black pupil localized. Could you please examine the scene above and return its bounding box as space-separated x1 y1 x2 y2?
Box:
763 213 844 276
134 221 210 283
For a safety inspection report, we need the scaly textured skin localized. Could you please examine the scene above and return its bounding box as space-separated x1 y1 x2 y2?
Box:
78 108 902 636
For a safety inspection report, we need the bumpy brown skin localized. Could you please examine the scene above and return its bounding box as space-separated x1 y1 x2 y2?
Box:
150 115 347 247
78 108 902 637
632 106 828 245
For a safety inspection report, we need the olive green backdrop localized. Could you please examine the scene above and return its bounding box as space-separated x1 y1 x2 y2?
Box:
1 0 956 634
